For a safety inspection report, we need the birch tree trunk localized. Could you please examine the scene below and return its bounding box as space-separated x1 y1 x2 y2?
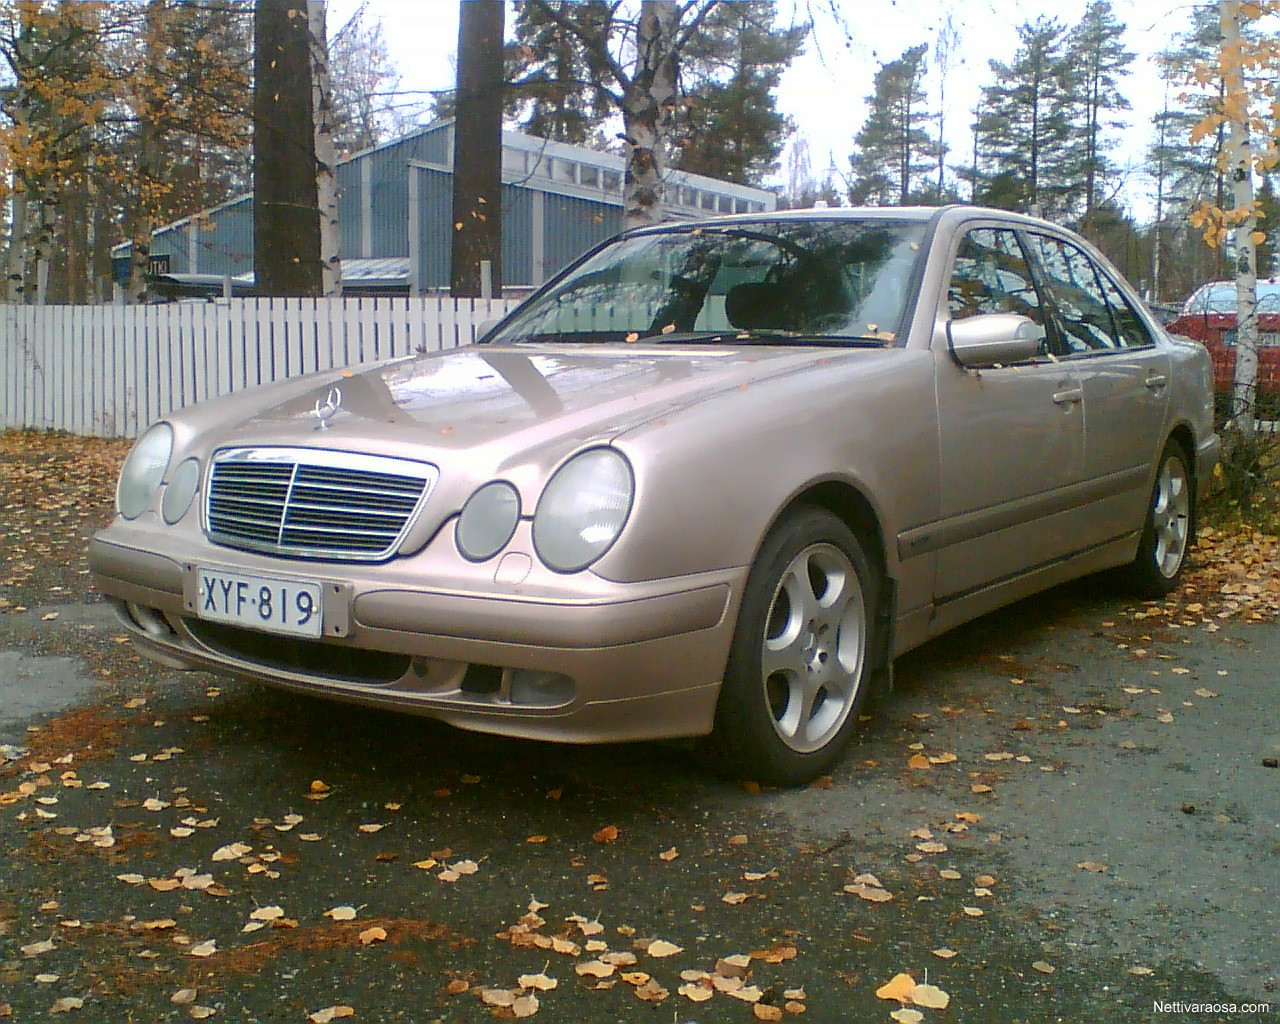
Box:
309 0 341 297
7 189 28 304
621 1 678 230
1222 0 1258 441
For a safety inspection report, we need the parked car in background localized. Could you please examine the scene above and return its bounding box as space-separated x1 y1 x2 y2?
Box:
1166 279 1280 413
89 206 1220 785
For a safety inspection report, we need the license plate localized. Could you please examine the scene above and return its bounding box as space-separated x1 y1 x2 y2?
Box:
196 568 323 638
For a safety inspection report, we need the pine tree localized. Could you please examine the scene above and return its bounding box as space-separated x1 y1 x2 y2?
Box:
1061 0 1133 233
253 0 321 296
451 0 504 297
973 17 1073 218
1254 175 1278 280
1154 5 1227 214
1147 4 1230 296
668 1 806 186
504 0 614 145
848 44 936 206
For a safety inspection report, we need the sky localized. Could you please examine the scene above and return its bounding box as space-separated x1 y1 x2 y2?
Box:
326 0 1201 217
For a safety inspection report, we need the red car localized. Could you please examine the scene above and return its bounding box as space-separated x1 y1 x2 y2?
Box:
1165 280 1280 409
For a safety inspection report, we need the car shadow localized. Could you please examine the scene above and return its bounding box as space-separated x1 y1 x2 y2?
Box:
178 572 1126 815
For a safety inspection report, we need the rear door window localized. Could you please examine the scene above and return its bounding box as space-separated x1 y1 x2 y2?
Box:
1029 235 1154 353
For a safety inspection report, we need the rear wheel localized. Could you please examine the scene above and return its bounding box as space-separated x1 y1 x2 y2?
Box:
712 507 880 786
1123 440 1193 597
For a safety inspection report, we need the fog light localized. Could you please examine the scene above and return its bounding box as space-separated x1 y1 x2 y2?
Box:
508 670 575 707
124 601 174 638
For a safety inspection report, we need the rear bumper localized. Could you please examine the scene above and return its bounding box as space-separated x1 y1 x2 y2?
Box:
1196 431 1222 513
89 523 743 743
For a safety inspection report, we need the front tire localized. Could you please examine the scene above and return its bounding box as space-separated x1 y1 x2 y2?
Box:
711 507 880 786
1123 440 1193 597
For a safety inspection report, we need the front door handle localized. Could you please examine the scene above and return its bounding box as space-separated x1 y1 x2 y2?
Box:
1145 374 1168 390
1052 387 1083 405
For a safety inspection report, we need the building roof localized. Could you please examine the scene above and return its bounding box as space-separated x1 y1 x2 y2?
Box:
113 120 774 259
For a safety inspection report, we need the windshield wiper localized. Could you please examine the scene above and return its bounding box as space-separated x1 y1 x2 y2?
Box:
634 330 890 347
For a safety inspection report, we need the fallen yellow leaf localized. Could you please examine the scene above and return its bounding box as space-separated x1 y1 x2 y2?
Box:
308 1007 356 1023
678 981 714 1001
911 982 950 1009
634 978 669 1002
875 973 916 1003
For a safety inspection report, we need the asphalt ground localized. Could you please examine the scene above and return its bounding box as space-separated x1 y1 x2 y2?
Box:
1 430 1278 1023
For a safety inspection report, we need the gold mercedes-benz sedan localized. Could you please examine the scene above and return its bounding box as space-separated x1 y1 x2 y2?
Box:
90 206 1220 785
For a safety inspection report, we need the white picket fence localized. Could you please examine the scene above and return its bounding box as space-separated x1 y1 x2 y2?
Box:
0 296 519 439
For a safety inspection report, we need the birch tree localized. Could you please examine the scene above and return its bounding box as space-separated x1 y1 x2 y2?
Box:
1185 1 1280 448
110 0 251 303
511 0 720 228
1183 1 1280 502
309 0 340 296
0 1 113 303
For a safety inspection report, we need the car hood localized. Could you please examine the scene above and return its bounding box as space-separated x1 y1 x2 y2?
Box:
208 344 874 456
176 343 898 529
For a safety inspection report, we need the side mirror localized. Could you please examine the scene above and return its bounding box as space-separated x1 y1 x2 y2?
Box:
942 312 1046 368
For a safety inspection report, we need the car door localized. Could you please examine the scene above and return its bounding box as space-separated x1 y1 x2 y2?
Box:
931 226 1087 604
1025 232 1172 548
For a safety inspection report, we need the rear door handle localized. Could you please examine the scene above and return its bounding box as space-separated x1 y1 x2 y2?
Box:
1145 374 1168 390
1053 387 1083 405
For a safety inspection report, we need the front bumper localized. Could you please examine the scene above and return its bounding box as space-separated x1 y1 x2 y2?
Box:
89 519 742 743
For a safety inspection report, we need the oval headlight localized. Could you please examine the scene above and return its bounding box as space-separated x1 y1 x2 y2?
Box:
533 448 633 573
456 481 521 561
117 423 174 519
161 457 202 525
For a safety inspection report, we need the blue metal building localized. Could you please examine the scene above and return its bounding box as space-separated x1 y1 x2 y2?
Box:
114 119 776 295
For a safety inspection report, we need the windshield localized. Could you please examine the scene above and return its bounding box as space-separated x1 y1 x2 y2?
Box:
485 218 929 346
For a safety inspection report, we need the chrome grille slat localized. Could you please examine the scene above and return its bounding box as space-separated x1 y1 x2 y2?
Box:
206 448 438 561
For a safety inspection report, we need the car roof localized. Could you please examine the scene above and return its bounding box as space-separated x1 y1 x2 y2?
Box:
623 204 1060 235
1183 279 1280 314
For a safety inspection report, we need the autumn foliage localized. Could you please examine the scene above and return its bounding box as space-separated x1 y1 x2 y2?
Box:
0 0 251 304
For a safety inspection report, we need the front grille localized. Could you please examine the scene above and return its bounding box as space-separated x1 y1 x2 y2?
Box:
206 448 437 561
